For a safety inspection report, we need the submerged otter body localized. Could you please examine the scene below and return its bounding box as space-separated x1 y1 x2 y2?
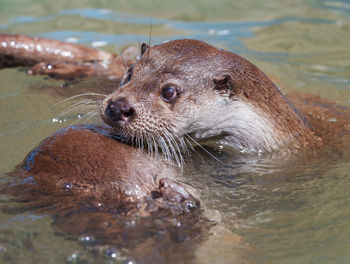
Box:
6 125 209 264
101 39 316 154
13 124 198 213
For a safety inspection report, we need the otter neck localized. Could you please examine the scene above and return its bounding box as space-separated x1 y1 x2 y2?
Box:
190 96 309 153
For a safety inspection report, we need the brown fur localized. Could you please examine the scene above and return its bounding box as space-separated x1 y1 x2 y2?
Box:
14 124 192 202
4 124 208 263
101 39 316 153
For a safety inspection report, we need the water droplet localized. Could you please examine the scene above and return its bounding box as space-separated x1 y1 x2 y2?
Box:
104 247 119 259
123 258 136 264
63 182 73 190
79 235 95 245
183 200 198 212
60 82 69 88
67 251 86 263
125 220 136 226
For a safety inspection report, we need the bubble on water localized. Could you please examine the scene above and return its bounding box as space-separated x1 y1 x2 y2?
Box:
104 247 119 259
67 251 87 263
79 235 95 245
125 219 136 227
122 258 136 264
52 117 68 123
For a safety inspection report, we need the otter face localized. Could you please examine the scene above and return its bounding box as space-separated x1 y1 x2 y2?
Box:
101 39 307 156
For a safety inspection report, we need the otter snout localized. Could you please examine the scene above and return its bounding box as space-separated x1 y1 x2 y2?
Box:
104 97 135 124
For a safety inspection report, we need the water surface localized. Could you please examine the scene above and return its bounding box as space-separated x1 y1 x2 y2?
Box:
1 0 350 263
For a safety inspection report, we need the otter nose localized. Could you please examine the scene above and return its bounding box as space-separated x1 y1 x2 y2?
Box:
105 97 135 122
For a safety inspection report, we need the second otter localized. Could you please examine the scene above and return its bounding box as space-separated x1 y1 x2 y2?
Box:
101 39 316 154
12 124 198 213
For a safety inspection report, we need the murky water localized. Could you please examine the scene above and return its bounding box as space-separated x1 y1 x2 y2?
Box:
1 0 350 263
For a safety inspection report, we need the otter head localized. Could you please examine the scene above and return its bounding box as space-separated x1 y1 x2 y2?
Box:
101 39 308 156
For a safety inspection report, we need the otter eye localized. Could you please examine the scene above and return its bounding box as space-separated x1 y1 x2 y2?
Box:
121 64 134 86
161 86 177 102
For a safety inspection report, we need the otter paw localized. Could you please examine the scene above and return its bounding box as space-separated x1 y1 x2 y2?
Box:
158 178 200 213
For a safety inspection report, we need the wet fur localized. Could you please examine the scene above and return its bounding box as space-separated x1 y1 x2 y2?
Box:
101 39 315 155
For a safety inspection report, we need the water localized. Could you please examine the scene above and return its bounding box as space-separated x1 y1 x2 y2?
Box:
1 0 350 263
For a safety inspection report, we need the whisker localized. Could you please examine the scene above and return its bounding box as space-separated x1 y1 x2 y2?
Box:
163 131 184 168
152 134 159 159
54 93 106 105
157 135 170 161
185 137 204 163
162 132 179 166
60 100 100 116
141 132 145 151
115 46 127 72
76 110 99 122
68 109 98 125
146 18 153 63
186 135 223 163
84 112 99 122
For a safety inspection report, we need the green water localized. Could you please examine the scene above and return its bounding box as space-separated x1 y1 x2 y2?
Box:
1 0 350 263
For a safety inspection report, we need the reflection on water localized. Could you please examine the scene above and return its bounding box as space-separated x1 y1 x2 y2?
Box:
1 0 350 263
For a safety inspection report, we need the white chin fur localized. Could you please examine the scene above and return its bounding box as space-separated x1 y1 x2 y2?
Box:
191 98 281 153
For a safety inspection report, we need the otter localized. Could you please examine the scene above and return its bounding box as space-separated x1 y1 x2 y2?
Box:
10 124 199 214
101 39 317 154
5 125 217 264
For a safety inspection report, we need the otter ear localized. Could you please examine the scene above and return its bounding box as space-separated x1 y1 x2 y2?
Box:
213 74 234 92
140 42 149 56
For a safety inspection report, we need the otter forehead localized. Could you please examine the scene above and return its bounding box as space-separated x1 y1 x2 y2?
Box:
138 40 232 73
151 39 219 59
132 39 258 90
